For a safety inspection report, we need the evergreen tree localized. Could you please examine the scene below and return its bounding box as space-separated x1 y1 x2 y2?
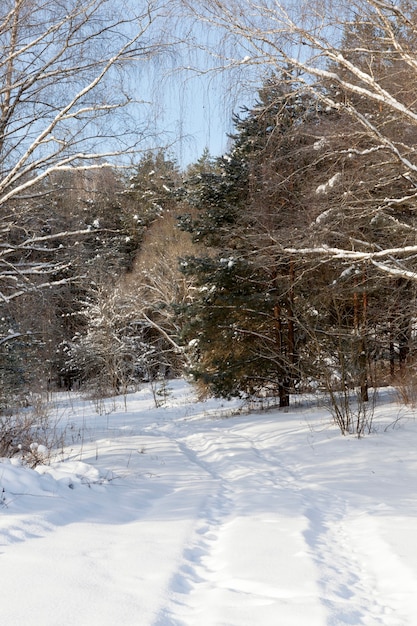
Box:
123 150 183 256
180 77 317 403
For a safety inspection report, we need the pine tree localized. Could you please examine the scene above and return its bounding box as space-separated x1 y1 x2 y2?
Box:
123 150 183 255
180 77 317 403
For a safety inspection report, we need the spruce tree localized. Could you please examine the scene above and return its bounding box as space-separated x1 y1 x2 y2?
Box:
180 77 317 403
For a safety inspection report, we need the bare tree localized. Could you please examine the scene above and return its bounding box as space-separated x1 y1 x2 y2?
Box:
0 0 170 309
179 0 417 281
121 211 198 376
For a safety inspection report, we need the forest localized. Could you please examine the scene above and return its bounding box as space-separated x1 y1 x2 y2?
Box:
2 0 417 439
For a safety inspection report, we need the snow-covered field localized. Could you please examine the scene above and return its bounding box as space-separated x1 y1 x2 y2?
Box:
1 380 417 626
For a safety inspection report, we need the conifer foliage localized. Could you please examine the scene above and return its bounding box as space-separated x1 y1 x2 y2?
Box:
180 63 417 409
180 78 315 403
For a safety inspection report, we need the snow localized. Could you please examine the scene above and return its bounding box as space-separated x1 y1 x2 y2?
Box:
316 172 341 195
315 207 333 224
220 256 235 269
1 381 417 625
313 137 326 151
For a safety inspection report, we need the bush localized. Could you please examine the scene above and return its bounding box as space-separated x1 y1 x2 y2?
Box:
0 397 62 468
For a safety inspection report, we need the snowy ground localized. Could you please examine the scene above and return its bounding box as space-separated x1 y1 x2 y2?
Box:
1 380 417 626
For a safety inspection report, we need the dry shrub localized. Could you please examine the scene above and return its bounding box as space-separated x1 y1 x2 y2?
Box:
0 395 63 468
394 366 417 408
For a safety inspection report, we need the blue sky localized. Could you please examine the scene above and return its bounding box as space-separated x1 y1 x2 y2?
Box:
136 20 262 170
158 67 264 169
155 71 238 168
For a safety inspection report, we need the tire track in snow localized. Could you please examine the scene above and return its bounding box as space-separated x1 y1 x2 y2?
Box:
153 421 412 626
303 496 417 626
303 496 383 625
153 427 321 625
248 431 408 624
230 428 410 625
152 433 236 626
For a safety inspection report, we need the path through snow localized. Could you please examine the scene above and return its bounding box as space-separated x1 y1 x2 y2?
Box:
0 381 417 625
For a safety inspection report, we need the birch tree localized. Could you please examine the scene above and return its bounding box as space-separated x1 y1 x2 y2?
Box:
0 0 168 308
180 0 417 282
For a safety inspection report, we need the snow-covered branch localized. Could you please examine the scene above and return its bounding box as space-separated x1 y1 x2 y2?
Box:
179 0 417 283
142 313 185 356
0 0 174 307
281 244 417 262
0 0 167 207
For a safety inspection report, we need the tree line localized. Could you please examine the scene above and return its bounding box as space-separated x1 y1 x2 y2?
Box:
2 0 417 435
